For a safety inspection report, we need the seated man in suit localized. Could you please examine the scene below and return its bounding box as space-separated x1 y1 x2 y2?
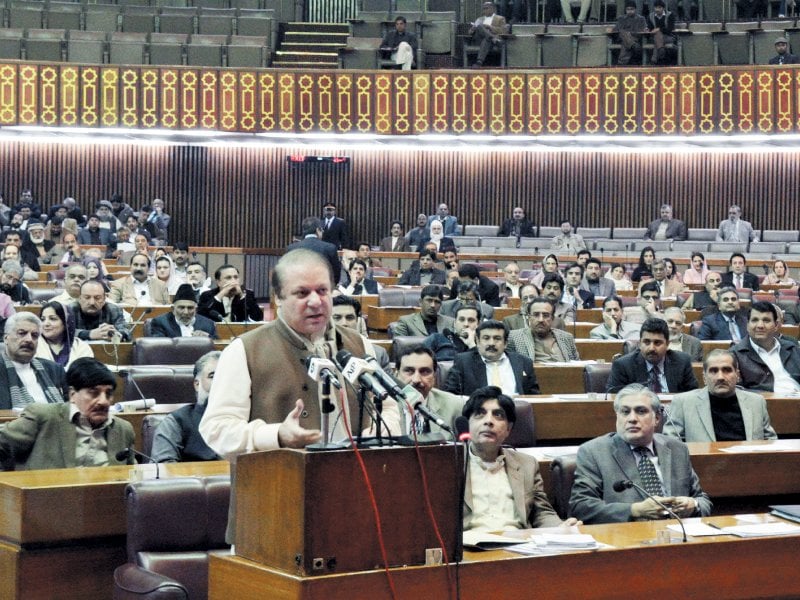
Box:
550 220 586 254
507 298 579 364
562 263 595 310
770 36 800 64
644 204 687 241
681 271 723 312
606 317 698 394
664 307 702 362
498 207 536 238
580 258 615 298
379 15 418 70
541 273 576 327
697 287 747 342
406 214 429 251
426 203 459 236
0 357 134 471
151 351 222 463
463 385 578 531
720 252 760 291
570 383 712 524
665 349 777 442
149 284 217 339
590 296 642 341
395 345 464 439
393 285 454 338
456 264 501 308
503 284 539 332
716 207 758 245
398 249 447 286
331 295 389 369
498 261 525 302
337 258 379 296
643 260 683 298
424 304 480 362
441 280 495 320
71 280 131 342
444 319 539 396
198 264 262 323
733 301 800 393
108 253 170 306
468 2 508 68
0 312 67 410
624 280 665 325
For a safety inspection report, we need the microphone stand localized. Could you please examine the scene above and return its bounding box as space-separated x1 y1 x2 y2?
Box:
623 479 688 543
306 374 348 451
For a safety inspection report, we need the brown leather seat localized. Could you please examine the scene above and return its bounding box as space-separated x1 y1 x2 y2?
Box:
122 367 195 405
583 362 612 394
391 335 426 363
113 476 231 600
132 337 215 365
549 454 577 520
505 400 536 448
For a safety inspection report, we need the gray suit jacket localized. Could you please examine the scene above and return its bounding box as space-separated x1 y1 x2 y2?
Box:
664 388 778 442
679 334 703 362
645 218 687 241
464 448 563 530
569 433 712 524
0 402 134 471
507 328 579 363
580 278 616 298
397 387 465 438
392 312 453 337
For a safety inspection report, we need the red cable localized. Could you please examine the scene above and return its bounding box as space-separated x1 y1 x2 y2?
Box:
340 389 399 600
404 400 458 600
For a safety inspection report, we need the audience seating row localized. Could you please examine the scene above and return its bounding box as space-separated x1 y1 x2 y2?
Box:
0 28 270 66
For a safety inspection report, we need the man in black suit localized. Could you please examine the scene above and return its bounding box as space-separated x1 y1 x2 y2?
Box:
150 284 217 339
398 249 447 286
287 216 341 284
697 287 747 342
197 265 262 323
444 320 539 396
458 263 501 307
563 263 595 309
607 317 698 394
720 252 760 291
769 36 800 65
320 202 350 250
498 206 536 238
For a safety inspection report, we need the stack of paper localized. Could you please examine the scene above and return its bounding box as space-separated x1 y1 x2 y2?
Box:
721 522 800 537
508 533 601 556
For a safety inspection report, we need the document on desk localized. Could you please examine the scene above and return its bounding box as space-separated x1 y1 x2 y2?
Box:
462 530 529 550
666 519 727 537
720 522 800 537
718 440 800 453
507 533 603 556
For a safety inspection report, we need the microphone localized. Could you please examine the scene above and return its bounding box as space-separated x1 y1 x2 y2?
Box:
123 306 152 341
612 479 687 543
117 369 156 406
305 356 342 389
363 355 406 400
414 401 452 433
335 350 389 400
116 447 160 479
454 416 470 442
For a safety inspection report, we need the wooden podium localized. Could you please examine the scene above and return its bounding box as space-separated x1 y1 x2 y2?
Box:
234 445 464 576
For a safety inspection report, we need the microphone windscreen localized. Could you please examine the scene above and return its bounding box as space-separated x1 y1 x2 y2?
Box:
612 480 631 493
335 349 352 370
116 448 132 461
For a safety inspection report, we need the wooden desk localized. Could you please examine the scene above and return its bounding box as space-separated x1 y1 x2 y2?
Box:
0 461 230 600
534 363 706 395
209 514 800 600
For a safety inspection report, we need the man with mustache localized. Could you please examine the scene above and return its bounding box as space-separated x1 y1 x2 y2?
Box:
50 264 87 307
0 357 133 470
0 312 67 410
108 253 170 306
606 318 698 394
395 345 464 439
444 319 539 396
0 261 31 304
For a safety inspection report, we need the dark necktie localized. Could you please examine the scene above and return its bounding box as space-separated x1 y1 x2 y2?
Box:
648 365 663 393
635 447 664 496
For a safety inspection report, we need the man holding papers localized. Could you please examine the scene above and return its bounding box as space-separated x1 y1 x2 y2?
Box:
665 349 778 442
570 384 712 524
463 386 578 531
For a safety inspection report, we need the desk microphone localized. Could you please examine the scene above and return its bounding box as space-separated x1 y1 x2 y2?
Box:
305 356 342 389
363 355 406 400
116 448 160 479
117 369 157 407
209 310 238 340
335 350 389 401
613 479 687 542
413 401 452 433
126 306 152 339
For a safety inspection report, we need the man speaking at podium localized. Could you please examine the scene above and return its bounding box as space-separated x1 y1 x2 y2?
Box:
200 249 400 539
